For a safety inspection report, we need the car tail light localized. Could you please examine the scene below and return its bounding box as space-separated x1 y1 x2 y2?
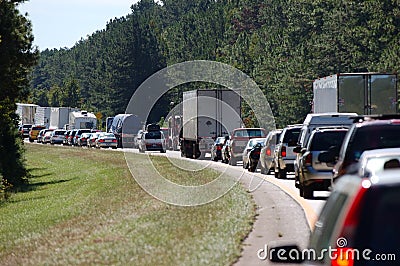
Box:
82 138 86 141
112 139 117 143
99 139 105 143
331 181 369 266
217 145 222 150
305 153 312 166
254 151 260 156
281 146 286 157
266 147 271 156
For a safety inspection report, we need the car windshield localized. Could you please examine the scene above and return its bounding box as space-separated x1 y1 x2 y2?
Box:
347 125 400 161
215 137 225 144
145 131 162 139
310 131 347 151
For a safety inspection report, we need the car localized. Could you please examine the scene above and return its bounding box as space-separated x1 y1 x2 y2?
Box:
63 130 72 145
37 129 53 143
228 128 267 166
248 142 264 172
138 130 166 153
73 129 92 146
210 136 228 161
50 129 66 144
242 138 266 169
273 124 302 178
294 113 357 183
88 132 102 148
260 129 282 174
319 115 400 183
68 129 78 146
42 131 53 144
28 125 46 142
95 132 118 149
270 170 400 265
350 148 400 178
20 124 32 138
296 127 348 199
221 138 231 164
77 133 92 146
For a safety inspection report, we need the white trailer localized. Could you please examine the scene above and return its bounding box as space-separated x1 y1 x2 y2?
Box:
313 73 398 114
16 103 38 125
181 89 242 159
69 110 97 129
50 107 75 129
34 107 51 128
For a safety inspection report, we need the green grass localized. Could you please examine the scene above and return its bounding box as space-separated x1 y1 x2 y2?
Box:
0 144 255 265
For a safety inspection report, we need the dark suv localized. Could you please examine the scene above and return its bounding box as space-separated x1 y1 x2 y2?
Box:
320 115 400 183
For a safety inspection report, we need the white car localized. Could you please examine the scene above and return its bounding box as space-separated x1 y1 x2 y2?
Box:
355 148 400 177
95 133 117 149
138 131 166 153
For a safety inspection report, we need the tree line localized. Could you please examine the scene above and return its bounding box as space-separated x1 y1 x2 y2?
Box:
28 0 400 127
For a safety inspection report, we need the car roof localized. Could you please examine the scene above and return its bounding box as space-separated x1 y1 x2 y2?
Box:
360 148 400 159
354 118 400 127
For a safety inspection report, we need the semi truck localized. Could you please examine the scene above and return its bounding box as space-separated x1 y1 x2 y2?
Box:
16 103 38 125
313 73 398 114
50 107 76 129
180 89 242 159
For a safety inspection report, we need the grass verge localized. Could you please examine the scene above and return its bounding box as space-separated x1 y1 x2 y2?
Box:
0 144 255 265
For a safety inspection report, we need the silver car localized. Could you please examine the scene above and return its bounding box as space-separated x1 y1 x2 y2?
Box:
95 133 118 149
297 127 348 199
355 148 400 177
273 125 302 179
260 129 282 174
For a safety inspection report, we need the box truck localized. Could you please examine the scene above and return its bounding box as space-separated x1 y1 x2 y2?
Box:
313 73 398 114
16 103 38 125
180 89 242 159
34 107 51 128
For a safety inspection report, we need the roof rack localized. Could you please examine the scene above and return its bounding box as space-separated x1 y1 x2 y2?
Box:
314 126 350 131
352 114 400 123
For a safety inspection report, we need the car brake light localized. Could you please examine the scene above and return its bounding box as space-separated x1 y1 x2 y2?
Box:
112 139 117 143
99 139 105 143
281 146 286 157
305 153 312 166
217 145 222 150
255 151 260 155
82 138 86 141
266 148 271 156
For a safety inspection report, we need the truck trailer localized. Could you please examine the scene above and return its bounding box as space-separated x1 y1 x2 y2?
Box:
181 89 242 159
34 107 51 128
313 73 398 114
16 103 38 125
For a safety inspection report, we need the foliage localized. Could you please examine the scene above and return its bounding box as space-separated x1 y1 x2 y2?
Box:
27 0 400 128
0 0 38 189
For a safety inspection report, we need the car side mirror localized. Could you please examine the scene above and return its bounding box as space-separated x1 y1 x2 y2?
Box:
293 146 302 153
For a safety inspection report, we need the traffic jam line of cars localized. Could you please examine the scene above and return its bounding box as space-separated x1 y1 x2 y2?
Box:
209 113 400 265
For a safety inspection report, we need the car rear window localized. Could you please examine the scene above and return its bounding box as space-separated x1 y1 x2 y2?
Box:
32 126 44 130
355 186 400 257
54 131 65 135
145 131 162 139
310 131 347 151
348 125 400 161
282 128 301 143
234 129 265 137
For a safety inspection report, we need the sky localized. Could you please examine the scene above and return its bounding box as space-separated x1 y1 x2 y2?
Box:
18 0 140 50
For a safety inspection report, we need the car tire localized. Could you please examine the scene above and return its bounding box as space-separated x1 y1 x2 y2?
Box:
274 166 279 178
303 186 313 199
278 169 287 179
160 149 166 153
29 138 34 143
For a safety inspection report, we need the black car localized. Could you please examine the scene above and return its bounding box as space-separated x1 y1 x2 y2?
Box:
210 137 227 161
248 143 263 172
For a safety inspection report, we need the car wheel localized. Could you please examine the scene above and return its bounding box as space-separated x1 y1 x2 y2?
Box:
160 149 166 153
278 169 287 179
303 186 313 199
274 166 279 178
29 138 33 143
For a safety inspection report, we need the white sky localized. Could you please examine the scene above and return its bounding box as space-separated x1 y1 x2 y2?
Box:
18 0 140 50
